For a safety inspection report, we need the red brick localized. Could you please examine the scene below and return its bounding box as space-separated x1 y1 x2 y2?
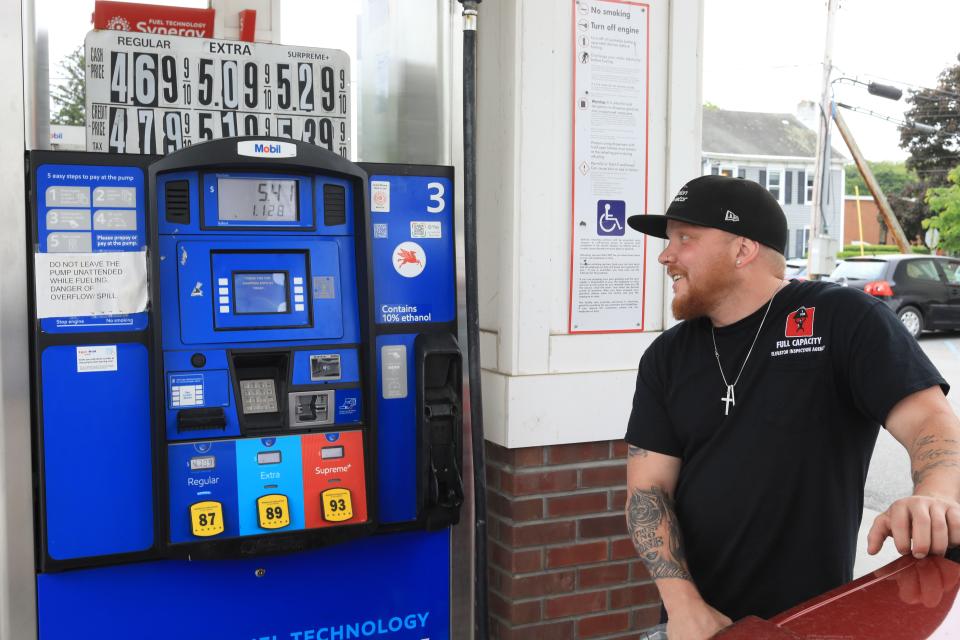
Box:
578 563 630 588
610 583 660 609
630 561 651 581
495 620 575 640
611 489 627 509
489 591 542 625
499 570 576 599
546 492 607 517
486 465 501 490
581 463 626 488
500 520 576 547
577 612 630 638
548 441 611 465
543 590 606 619
486 442 511 466
488 491 544 521
545 541 608 568
579 514 627 539
500 469 579 496
633 604 663 630
512 446 546 468
486 515 501 541
612 440 629 457
490 542 543 574
611 537 636 560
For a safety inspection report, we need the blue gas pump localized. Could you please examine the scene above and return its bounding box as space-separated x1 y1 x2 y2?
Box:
27 137 463 638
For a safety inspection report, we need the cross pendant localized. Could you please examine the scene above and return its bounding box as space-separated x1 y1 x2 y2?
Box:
721 385 735 415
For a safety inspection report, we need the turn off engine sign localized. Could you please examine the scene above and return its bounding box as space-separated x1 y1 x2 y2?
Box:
84 30 351 156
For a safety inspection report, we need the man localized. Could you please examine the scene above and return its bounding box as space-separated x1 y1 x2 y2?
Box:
624 175 960 640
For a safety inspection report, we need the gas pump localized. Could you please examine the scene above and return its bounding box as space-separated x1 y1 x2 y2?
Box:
27 137 463 637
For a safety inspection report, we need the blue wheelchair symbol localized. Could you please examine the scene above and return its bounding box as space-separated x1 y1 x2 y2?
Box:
597 200 625 236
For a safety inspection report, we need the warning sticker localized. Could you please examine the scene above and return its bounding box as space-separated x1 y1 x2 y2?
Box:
371 181 390 212
76 345 117 373
34 251 148 319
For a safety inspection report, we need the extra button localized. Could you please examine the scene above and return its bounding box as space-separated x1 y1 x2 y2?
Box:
257 494 290 529
190 501 225 537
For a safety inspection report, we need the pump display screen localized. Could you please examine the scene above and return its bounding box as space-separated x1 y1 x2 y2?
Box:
234 272 289 314
218 178 298 222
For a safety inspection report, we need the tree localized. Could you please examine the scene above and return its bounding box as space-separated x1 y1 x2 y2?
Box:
51 46 85 126
898 60 960 243
844 161 920 242
925 166 960 253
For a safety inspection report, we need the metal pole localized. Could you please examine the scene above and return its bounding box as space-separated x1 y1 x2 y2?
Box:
833 108 911 252
808 0 838 274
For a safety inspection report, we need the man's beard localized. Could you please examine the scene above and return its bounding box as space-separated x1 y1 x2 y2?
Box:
671 263 736 320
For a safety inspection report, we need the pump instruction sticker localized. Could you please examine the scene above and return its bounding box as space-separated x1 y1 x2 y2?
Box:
34 251 148 319
76 345 118 372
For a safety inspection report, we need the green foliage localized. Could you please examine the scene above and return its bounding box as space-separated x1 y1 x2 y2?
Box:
844 162 916 196
51 46 85 126
925 165 960 253
898 60 960 244
703 102 720 111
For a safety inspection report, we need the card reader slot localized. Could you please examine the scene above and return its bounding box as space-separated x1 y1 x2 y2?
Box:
177 407 227 432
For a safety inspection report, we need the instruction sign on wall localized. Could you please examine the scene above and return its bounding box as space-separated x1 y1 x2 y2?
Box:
569 0 650 333
84 30 351 156
34 252 148 319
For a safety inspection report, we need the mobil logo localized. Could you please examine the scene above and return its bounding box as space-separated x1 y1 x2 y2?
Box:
237 140 298 158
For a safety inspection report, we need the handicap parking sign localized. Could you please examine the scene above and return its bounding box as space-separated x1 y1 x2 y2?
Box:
597 200 625 236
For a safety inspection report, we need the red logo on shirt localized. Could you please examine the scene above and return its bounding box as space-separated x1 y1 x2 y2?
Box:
785 307 815 337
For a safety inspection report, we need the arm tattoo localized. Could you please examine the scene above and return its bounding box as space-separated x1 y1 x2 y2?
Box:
627 445 649 458
909 433 960 487
626 486 692 581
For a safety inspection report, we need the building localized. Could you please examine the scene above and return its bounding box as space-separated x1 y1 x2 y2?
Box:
701 107 846 259
844 194 893 246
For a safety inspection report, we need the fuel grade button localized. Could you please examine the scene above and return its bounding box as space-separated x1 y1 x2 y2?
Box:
190 500 225 537
256 493 290 529
321 488 353 522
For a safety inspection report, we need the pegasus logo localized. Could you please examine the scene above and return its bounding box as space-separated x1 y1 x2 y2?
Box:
724 210 740 222
396 249 423 268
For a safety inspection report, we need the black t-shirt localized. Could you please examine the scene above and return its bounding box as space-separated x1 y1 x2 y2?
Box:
625 280 947 621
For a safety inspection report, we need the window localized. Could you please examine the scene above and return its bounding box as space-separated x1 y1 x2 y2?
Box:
902 259 940 283
940 260 960 284
767 169 781 202
785 171 793 205
806 173 814 203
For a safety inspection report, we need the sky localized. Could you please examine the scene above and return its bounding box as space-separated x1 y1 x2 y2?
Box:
43 0 959 163
703 0 960 162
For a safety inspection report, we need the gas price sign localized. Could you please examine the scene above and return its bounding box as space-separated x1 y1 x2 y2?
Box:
84 31 351 157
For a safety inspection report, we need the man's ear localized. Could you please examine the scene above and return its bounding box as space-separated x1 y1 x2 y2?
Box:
735 237 762 267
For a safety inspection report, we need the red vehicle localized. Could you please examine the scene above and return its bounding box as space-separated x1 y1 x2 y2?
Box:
717 549 960 638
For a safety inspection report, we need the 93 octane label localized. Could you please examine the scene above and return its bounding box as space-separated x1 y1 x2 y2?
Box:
84 31 350 156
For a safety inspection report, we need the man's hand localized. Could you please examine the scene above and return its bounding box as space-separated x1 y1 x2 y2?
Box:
888 556 960 608
867 495 960 557
665 600 732 640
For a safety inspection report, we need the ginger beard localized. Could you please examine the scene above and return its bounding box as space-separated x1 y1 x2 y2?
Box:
671 258 738 321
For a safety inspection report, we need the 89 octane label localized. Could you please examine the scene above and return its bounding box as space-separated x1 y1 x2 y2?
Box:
84 31 350 157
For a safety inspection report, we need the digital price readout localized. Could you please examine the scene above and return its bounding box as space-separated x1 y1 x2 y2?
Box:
257 451 282 465
321 446 344 460
218 178 298 222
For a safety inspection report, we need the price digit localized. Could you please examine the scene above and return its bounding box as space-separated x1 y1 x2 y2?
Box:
339 68 346 90
198 112 213 140
160 55 178 104
244 114 258 136
339 121 347 142
137 109 156 154
243 62 258 109
318 118 333 150
297 63 314 111
221 60 239 109
301 119 316 143
162 112 183 153
132 53 158 107
277 63 292 109
108 107 127 153
320 66 334 111
277 117 293 139
220 111 237 137
198 58 214 106
110 51 128 103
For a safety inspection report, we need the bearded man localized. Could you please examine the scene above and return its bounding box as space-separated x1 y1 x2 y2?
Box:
623 175 960 640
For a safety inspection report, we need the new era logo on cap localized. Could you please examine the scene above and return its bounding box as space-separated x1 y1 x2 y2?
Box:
724 210 740 222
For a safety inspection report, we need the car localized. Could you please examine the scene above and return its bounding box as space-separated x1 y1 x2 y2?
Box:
716 548 960 639
785 259 808 281
825 254 960 339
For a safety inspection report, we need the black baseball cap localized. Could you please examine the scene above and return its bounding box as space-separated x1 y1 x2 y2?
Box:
626 175 788 255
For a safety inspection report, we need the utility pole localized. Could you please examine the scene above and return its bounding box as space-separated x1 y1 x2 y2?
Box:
808 0 839 277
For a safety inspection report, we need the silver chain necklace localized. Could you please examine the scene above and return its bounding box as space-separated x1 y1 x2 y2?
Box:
711 281 785 416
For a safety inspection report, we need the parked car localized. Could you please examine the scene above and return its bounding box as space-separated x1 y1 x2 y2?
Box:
825 254 960 339
716 548 960 639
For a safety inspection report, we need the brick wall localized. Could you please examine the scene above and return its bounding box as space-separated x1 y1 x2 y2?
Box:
485 440 662 639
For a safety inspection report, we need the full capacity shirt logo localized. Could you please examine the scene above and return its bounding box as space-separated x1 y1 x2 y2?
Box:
771 306 825 358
